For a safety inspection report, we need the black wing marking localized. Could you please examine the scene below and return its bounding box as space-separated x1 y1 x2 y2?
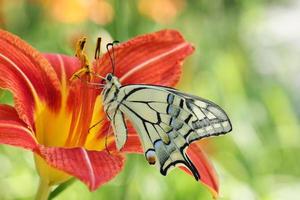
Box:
117 85 232 179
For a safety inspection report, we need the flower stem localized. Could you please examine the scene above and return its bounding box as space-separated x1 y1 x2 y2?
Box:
35 178 51 200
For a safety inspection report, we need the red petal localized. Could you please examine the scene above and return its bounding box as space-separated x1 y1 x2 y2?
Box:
94 30 194 86
38 146 125 190
0 30 61 127
183 142 219 198
121 122 143 153
43 53 81 85
0 104 37 150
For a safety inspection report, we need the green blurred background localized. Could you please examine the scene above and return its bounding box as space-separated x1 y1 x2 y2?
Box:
1 0 300 199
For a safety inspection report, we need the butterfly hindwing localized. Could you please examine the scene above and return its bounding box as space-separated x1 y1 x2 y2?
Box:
165 89 232 143
115 85 232 179
119 99 200 179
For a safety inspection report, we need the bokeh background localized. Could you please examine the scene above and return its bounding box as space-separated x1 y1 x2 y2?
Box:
1 0 300 199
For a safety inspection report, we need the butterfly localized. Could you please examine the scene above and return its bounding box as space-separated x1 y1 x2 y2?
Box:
74 38 232 180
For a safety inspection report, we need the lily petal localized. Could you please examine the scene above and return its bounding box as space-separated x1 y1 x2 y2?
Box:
185 142 219 198
43 53 81 86
0 104 37 150
121 122 143 153
38 146 125 190
94 29 194 87
0 29 61 128
33 53 100 147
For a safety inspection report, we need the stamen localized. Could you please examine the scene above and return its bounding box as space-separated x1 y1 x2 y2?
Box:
70 37 106 82
94 37 102 60
70 36 91 81
75 37 89 69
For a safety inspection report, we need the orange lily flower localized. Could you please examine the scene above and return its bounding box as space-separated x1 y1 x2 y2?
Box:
0 29 219 198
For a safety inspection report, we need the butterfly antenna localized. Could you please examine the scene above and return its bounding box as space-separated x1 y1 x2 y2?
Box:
106 41 119 75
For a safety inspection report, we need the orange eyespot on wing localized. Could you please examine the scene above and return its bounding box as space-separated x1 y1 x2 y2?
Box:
146 149 156 165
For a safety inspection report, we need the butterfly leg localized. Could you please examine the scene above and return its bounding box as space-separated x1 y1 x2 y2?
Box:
87 118 113 154
72 74 104 89
105 124 113 154
88 118 105 132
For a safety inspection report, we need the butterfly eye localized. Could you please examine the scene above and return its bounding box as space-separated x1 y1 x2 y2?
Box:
107 74 113 81
145 150 156 165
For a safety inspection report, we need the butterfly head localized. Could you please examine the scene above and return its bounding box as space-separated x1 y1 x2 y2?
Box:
104 73 118 84
106 73 114 82
102 73 121 91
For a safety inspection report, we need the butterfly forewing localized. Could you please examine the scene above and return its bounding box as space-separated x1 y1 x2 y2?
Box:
111 110 127 150
113 84 232 179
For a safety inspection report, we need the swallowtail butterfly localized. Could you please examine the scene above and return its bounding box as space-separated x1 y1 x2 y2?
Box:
102 73 232 180
77 39 232 180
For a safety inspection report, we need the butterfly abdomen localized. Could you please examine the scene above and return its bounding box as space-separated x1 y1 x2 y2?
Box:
102 75 123 120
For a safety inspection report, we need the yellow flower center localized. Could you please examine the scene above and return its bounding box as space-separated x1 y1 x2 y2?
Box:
34 37 113 151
